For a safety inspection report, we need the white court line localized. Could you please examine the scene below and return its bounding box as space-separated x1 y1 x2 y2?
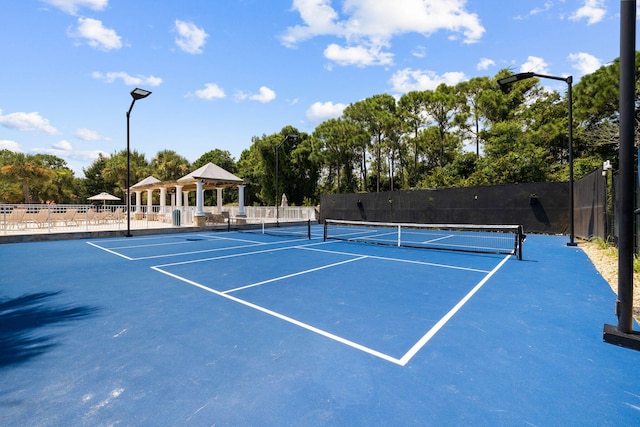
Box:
129 241 273 261
150 250 510 366
300 246 491 273
421 234 455 244
86 241 135 260
223 256 368 294
397 254 511 365
87 235 315 262
152 240 333 268
151 265 404 365
96 233 508 365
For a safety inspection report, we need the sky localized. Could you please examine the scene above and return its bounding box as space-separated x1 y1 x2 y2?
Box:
0 0 631 176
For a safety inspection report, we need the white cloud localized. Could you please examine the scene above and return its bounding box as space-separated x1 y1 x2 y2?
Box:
54 140 73 151
248 87 276 103
41 0 108 16
190 83 226 100
69 17 122 51
280 0 341 47
284 0 484 45
34 140 107 162
282 0 485 67
0 110 59 134
76 128 109 141
389 68 466 93
174 20 208 54
92 71 163 86
568 52 602 76
324 43 393 67
412 46 427 59
0 140 22 152
476 57 495 71
570 0 606 25
530 1 553 16
306 101 347 123
520 56 550 74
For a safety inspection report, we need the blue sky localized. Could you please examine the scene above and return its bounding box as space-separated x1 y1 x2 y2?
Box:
0 0 628 175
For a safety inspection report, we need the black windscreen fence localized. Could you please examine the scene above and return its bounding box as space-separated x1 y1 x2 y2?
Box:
320 182 570 235
573 167 607 241
320 169 635 248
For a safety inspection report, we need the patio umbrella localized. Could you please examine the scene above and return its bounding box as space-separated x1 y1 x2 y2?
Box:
88 192 121 206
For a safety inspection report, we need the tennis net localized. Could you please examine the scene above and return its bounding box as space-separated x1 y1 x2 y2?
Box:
237 219 312 240
323 219 524 259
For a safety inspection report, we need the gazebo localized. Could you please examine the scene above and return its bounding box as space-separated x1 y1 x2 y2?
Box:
129 162 246 226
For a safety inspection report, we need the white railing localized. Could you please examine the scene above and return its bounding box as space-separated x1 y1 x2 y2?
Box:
0 204 317 235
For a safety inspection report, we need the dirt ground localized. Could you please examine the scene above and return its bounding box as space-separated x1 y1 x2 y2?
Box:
580 241 640 321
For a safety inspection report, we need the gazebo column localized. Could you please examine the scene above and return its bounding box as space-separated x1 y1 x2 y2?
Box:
146 189 153 219
160 187 167 218
216 188 223 214
194 181 206 226
135 191 142 219
237 185 246 224
175 185 183 207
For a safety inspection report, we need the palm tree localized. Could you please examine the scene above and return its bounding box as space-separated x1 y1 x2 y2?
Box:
150 150 190 181
0 153 55 203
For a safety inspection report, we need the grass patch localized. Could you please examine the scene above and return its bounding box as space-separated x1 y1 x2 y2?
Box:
589 237 640 273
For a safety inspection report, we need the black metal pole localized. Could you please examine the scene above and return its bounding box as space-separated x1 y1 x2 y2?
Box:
617 0 636 333
603 0 640 350
567 76 577 246
126 109 132 237
498 72 575 245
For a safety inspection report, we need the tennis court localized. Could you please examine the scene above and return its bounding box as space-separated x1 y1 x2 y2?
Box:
1 223 639 425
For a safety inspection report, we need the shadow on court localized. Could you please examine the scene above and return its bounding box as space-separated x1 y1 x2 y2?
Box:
0 291 100 367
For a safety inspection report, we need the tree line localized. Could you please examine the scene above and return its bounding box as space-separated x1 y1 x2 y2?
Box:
1 56 636 207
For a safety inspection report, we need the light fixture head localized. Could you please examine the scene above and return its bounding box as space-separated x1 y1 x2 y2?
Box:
130 88 152 100
497 72 536 88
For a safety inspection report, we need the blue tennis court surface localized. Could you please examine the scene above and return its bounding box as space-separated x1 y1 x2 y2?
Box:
1 227 639 425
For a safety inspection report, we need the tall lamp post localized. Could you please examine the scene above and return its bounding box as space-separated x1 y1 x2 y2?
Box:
126 88 152 237
603 0 640 350
498 72 576 246
275 133 298 227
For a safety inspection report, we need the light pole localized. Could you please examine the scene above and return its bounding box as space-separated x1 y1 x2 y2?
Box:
275 133 298 227
126 88 151 237
498 72 576 246
603 0 640 350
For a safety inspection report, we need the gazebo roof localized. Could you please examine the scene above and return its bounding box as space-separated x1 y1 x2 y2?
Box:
131 176 161 188
128 163 244 191
177 162 244 187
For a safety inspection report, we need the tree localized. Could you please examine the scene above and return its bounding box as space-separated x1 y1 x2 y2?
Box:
456 77 495 156
101 150 149 199
423 83 467 167
313 118 362 193
82 154 111 199
398 91 429 187
150 150 190 181
31 154 76 203
0 152 55 203
344 94 397 192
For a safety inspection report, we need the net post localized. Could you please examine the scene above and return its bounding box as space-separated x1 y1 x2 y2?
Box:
307 219 311 240
517 225 523 260
397 225 401 247
323 220 328 241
